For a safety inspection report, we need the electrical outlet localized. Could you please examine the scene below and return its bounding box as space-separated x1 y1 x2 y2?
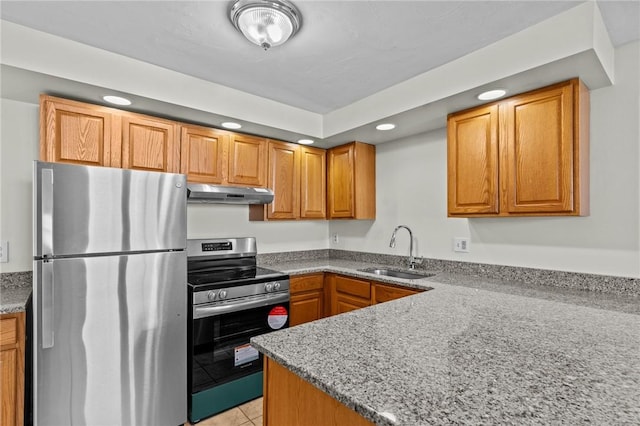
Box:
0 240 8 263
332 233 339 244
453 237 469 253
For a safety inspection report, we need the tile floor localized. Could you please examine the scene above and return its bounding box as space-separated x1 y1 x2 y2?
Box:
188 397 263 426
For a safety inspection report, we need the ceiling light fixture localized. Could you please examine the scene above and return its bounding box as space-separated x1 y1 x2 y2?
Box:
222 122 242 129
103 95 131 106
229 0 302 51
477 89 507 101
297 139 314 145
376 123 396 131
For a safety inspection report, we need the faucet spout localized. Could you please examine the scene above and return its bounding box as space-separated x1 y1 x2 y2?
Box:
389 225 416 269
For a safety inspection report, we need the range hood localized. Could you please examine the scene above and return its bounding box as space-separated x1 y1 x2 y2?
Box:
187 184 274 204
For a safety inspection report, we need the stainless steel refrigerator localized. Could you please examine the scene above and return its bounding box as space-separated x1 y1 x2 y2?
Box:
32 161 187 426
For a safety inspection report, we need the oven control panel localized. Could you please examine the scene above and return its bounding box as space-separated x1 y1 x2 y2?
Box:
193 279 290 305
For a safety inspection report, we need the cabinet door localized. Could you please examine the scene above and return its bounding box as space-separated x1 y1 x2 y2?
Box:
120 115 179 173
180 125 228 184
40 95 116 167
447 105 499 215
1 313 25 426
266 140 300 219
332 293 370 315
327 144 355 218
290 291 324 326
502 83 574 213
228 134 267 187
330 275 370 316
371 282 420 304
300 146 327 219
290 274 324 326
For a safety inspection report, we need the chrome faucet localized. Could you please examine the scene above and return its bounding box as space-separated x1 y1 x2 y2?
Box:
389 225 421 269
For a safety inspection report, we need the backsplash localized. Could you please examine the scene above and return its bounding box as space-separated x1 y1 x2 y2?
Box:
262 249 640 296
0 271 32 289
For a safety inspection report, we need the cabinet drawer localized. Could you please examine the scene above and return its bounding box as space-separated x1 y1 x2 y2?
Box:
290 273 324 294
335 276 370 299
372 283 420 304
0 318 17 346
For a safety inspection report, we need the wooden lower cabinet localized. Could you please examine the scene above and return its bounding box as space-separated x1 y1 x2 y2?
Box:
328 274 371 316
371 282 421 304
0 312 25 426
289 274 324 326
263 357 374 426
289 273 425 324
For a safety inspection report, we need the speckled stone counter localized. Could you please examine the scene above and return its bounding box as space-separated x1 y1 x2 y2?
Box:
252 260 640 425
0 271 32 313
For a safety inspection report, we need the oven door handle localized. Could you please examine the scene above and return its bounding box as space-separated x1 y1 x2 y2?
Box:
194 292 290 319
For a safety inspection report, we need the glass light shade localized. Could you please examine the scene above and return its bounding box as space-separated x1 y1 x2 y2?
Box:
238 7 292 49
103 95 131 106
376 123 396 131
230 0 301 50
477 89 506 100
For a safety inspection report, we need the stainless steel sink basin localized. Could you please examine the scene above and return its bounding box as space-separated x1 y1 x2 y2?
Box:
358 268 435 280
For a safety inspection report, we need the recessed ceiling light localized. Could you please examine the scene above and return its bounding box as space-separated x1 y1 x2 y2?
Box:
477 89 507 101
221 122 242 129
298 139 314 145
376 123 396 131
102 95 131 106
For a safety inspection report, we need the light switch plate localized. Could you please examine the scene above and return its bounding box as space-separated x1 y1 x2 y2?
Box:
453 237 469 253
0 240 8 263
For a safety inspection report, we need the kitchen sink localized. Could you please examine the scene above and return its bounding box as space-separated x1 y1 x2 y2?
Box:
358 268 436 280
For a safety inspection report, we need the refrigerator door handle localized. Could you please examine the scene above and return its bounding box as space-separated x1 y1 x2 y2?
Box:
41 168 54 255
41 260 54 348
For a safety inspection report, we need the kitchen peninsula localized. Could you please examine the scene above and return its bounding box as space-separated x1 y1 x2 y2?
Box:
252 260 640 426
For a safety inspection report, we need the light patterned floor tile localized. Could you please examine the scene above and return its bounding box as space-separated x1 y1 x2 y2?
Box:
238 397 263 420
192 407 250 426
252 415 263 426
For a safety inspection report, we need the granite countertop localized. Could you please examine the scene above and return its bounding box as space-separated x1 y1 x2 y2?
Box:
1 271 32 314
252 259 640 425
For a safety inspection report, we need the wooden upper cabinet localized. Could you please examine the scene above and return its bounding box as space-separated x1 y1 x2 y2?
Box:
447 105 499 215
447 78 589 217
40 95 116 167
120 114 180 173
180 124 228 184
250 142 327 221
228 134 267 187
327 142 376 219
502 83 579 214
266 140 300 219
300 146 327 219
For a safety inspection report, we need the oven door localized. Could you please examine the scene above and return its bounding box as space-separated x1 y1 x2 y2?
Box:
189 292 289 421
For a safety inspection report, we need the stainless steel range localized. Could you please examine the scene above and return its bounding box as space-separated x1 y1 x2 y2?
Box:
187 238 289 423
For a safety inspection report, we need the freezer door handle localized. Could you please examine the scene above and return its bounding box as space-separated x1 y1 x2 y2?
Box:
41 261 54 348
41 168 54 255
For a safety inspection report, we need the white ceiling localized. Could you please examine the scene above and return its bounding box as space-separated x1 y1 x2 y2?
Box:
1 1 639 147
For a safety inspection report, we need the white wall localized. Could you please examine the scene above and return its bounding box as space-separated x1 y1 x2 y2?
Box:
330 41 640 278
0 99 39 273
2 41 638 277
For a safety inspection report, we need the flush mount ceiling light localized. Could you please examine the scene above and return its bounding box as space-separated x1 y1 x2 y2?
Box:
477 89 507 101
376 123 396 131
297 139 314 145
103 95 131 106
229 0 302 50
